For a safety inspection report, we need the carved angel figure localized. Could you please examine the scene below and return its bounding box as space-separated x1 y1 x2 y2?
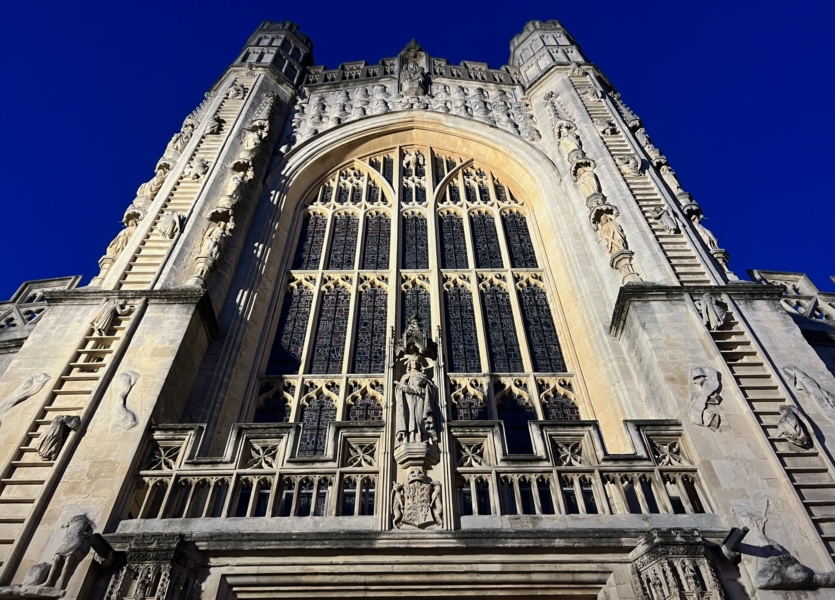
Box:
369 85 393 116
689 213 719 251
0 372 51 427
554 121 583 159
689 366 722 429
155 212 184 240
37 415 81 461
206 114 223 135
575 164 601 198
598 213 627 254
696 293 727 331
469 88 495 125
105 218 139 259
219 174 246 210
134 163 170 204
349 87 371 120
42 514 94 590
226 83 247 99
430 84 451 113
782 366 835 417
449 86 471 118
200 219 234 262
164 120 195 157
91 299 131 337
659 165 684 195
776 405 812 448
648 206 680 234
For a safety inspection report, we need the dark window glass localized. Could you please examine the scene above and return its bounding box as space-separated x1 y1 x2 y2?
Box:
359 478 375 515
500 478 517 515
402 214 428 269
439 214 468 269
640 476 659 514
502 212 538 268
460 483 473 516
448 183 461 204
292 214 327 270
452 393 487 420
481 285 523 372
444 285 481 374
327 213 359 270
682 476 705 514
433 154 446 184
465 183 478 204
470 213 503 269
297 479 314 516
234 481 252 517
497 393 536 454
352 286 388 374
581 478 599 514
362 214 390 270
341 481 357 516
314 479 330 515
542 395 580 421
298 396 336 456
561 476 579 514
622 476 642 514
402 286 431 333
254 482 271 517
348 392 383 421
537 479 555 514
383 156 394 186
519 478 536 515
254 388 290 423
278 480 295 517
267 287 312 375
310 287 351 374
518 286 566 373
475 479 491 515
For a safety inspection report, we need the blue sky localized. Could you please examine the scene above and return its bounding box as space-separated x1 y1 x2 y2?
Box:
0 1 832 298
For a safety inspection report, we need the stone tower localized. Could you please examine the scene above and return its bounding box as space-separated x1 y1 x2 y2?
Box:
0 18 834 600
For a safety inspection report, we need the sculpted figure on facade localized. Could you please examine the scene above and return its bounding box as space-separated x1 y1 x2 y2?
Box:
776 405 812 449
104 217 139 261
782 366 835 419
369 85 393 115
597 213 628 254
328 90 352 126
429 84 450 113
573 160 601 199
188 217 236 284
37 415 81 461
513 100 541 141
42 514 94 591
696 293 728 331
689 366 722 429
492 90 518 134
183 158 210 181
164 119 196 159
392 467 442 528
615 154 642 177
594 118 617 135
449 86 471 118
205 113 223 135
394 316 438 446
226 82 247 99
399 40 427 97
133 161 172 210
92 299 132 337
350 87 370 120
689 212 720 251
218 173 246 211
648 206 680 234
0 372 51 427
659 164 685 196
112 370 141 430
469 88 496 125
155 212 185 240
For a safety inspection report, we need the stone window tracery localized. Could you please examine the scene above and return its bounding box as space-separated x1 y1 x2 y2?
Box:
298 395 337 456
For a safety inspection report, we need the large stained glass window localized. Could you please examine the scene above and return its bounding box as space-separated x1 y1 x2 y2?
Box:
470 213 503 269
292 213 327 270
503 212 538 269
402 213 428 269
518 285 566 373
439 213 468 269
299 395 336 455
444 285 481 373
327 213 359 270
310 287 351 374
402 286 431 333
267 285 312 375
481 284 523 373
352 285 388 374
348 392 383 421
362 213 390 270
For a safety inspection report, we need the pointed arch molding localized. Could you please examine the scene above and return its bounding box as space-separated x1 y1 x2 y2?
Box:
234 111 639 453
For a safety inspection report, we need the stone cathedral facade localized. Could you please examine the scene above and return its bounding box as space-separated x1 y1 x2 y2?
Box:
1 18 835 600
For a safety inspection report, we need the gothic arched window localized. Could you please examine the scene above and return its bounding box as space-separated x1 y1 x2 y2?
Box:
518 285 566 373
362 213 390 270
444 284 481 374
470 213 503 269
502 212 538 268
310 287 351 374
299 396 336 456
327 213 359 270
292 213 327 270
481 284 523 373
439 213 468 269
542 395 580 421
352 285 388 374
267 285 312 375
402 213 428 269
348 392 383 421
497 393 536 454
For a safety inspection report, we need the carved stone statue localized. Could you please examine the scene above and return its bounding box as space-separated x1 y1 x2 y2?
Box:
689 213 720 251
369 85 393 116
492 90 517 134
659 164 684 195
112 370 140 430
37 415 81 461
782 366 835 419
615 154 642 177
449 86 471 118
91 299 132 337
183 158 210 181
155 212 184 240
218 174 246 210
555 120 584 161
206 114 223 135
394 316 438 446
134 162 171 208
105 218 139 259
695 293 727 331
226 83 247 99
598 213 628 254
350 87 370 120
689 366 722 429
399 40 427 97
469 88 495 125
392 468 442 528
513 101 541 142
648 206 680 234
189 218 236 284
594 118 617 135
42 514 94 590
429 84 450 113
776 405 812 448
0 372 51 427
328 90 352 126
164 119 196 158
574 163 601 198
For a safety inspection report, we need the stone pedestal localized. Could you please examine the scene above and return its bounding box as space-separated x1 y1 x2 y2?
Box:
610 249 642 284
394 441 439 470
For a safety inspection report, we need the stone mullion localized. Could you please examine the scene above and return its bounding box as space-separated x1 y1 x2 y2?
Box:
551 469 566 515
530 476 543 515
339 277 359 375
506 277 534 374
572 475 587 515
674 476 696 515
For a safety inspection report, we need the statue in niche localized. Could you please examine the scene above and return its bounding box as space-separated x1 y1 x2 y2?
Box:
37 415 81 461
190 218 236 283
91 299 132 338
449 86 471 118
776 405 812 449
369 85 393 116
0 372 51 427
648 206 680 234
112 370 140 430
689 212 720 251
226 83 247 99
394 316 437 446
598 213 628 254
104 217 139 259
392 467 442 528
399 39 427 97
554 120 584 161
206 114 223 135
164 119 196 158
574 162 601 198
695 293 728 331
41 514 94 591
689 366 722 429
782 366 835 419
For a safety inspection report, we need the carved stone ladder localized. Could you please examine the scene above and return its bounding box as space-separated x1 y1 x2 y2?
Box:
569 74 712 286
0 301 142 581
116 77 257 291
696 295 835 564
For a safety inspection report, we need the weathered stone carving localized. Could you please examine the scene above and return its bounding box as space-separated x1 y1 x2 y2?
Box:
399 40 427 96
695 293 728 331
328 90 352 125
392 467 442 528
187 217 236 286
776 405 812 448
103 217 139 261
0 372 51 427
394 316 437 447
782 366 835 420
659 164 686 196
346 442 376 467
648 206 681 234
133 161 172 211
248 442 278 468
43 514 94 590
457 441 485 467
154 212 184 240
650 440 687 466
226 83 247 99
205 113 223 135
689 212 720 251
163 119 196 160
92 299 132 337
513 100 541 141
183 158 210 181
578 86 602 103
351 86 371 119
449 86 470 118
112 370 140 430
629 529 726 599
594 118 617 135
615 154 643 177
492 89 518 134
37 415 81 460
217 174 246 212
554 441 585 466
597 213 627 254
469 88 496 126
689 367 722 429
370 84 393 116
